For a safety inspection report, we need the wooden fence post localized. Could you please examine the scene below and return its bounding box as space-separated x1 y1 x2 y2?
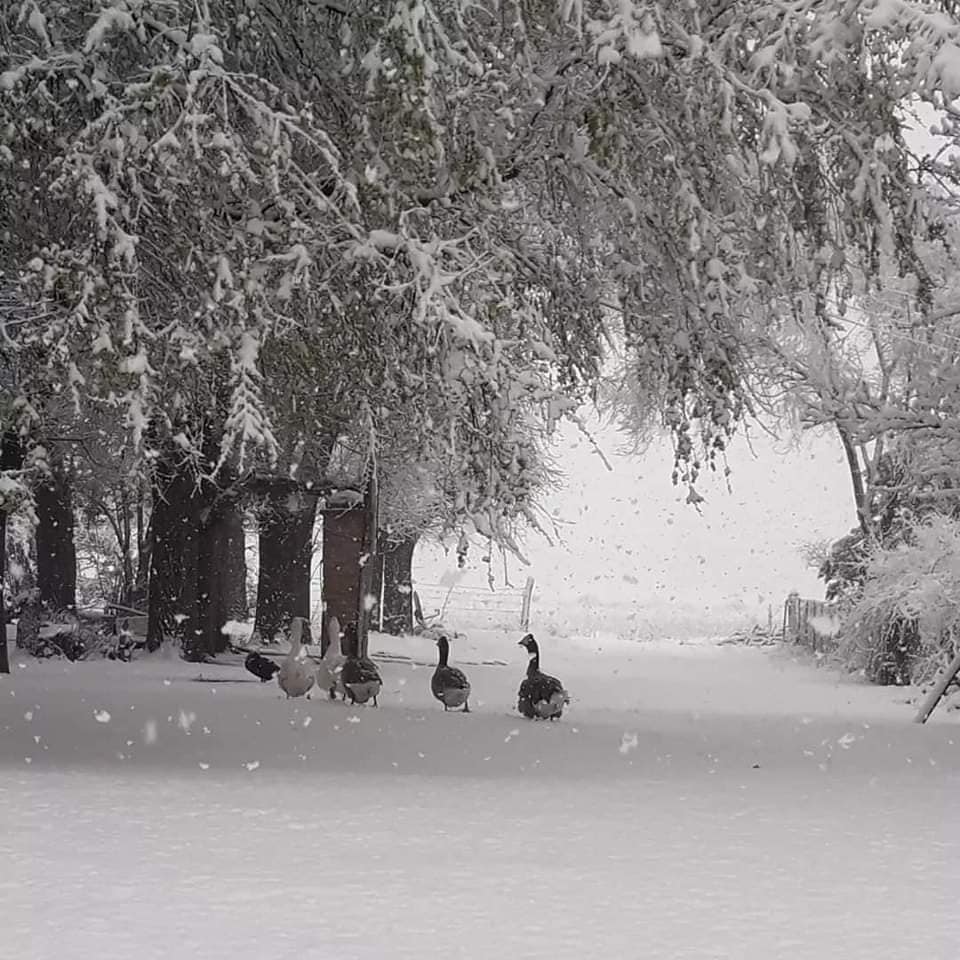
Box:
520 577 535 631
783 591 800 643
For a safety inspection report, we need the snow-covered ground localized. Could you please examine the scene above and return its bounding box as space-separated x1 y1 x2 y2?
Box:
2 630 958 960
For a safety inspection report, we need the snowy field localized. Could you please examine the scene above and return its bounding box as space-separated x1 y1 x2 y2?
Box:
2 629 958 960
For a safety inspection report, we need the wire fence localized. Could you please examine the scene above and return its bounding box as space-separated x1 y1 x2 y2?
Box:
415 580 533 632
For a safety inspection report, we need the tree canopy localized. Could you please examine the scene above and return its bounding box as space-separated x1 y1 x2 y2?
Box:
3 0 960 523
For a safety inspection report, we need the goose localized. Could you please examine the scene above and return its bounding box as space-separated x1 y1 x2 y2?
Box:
277 617 316 699
340 623 382 706
431 635 471 712
245 651 280 683
315 615 346 700
517 633 569 720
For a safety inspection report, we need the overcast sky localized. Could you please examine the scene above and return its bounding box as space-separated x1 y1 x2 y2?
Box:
418 420 857 637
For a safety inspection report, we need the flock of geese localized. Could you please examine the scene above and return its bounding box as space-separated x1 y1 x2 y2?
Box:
244 619 570 720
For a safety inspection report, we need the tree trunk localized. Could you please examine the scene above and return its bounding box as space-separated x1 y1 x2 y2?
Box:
146 453 211 656
836 423 871 537
253 489 317 643
132 484 150 609
0 511 8 675
222 498 249 622
369 531 386 631
0 430 25 674
34 460 77 613
197 484 247 656
116 482 134 607
357 474 380 656
380 534 417 635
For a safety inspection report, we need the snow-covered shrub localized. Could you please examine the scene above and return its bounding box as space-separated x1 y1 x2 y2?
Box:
840 516 960 685
19 618 138 663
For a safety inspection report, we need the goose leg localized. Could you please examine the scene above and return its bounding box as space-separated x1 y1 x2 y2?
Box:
463 701 470 713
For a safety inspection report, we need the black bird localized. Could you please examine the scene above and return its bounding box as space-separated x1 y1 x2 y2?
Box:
431 635 471 712
340 623 383 706
517 634 569 720
245 651 280 683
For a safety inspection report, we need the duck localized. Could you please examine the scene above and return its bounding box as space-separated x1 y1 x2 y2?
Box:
517 633 569 720
277 617 316 699
245 651 280 683
340 622 382 706
431 635 471 712
315 615 346 700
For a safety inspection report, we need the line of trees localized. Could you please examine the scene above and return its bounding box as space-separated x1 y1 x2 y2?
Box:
4 1 960 673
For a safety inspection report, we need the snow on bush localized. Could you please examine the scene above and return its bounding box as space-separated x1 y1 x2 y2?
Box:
841 515 960 684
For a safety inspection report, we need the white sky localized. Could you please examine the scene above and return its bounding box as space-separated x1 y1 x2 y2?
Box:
419 420 857 637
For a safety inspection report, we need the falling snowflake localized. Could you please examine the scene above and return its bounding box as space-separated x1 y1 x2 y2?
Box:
245 761 260 771
198 762 210 770
94 709 111 723
302 716 312 727
143 720 158 744
23 711 33 721
347 716 361 724
619 732 639 755
178 710 197 733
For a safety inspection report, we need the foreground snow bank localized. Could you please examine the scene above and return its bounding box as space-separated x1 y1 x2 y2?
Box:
1 634 957 960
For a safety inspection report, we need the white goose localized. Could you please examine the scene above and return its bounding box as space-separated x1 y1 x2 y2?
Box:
277 617 316 699
315 616 347 700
